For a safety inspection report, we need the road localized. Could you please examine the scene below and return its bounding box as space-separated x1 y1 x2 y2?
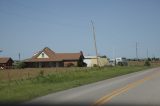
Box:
25 67 160 106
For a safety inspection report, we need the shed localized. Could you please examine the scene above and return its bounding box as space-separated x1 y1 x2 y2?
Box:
0 57 14 69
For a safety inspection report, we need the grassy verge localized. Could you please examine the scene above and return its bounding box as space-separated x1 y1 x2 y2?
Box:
0 66 152 104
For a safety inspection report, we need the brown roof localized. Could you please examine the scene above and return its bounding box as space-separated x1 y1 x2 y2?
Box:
0 57 13 64
56 53 82 60
24 47 83 62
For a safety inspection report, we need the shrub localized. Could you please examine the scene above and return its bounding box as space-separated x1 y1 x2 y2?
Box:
15 62 26 69
39 70 44 76
118 62 123 66
93 64 98 67
144 60 151 66
66 63 75 67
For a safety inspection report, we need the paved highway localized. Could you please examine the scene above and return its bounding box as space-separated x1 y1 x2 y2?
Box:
25 67 160 106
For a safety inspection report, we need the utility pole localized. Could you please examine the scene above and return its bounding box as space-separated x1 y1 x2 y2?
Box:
112 47 116 66
112 47 115 59
136 42 138 60
18 53 21 61
147 48 149 59
91 20 99 66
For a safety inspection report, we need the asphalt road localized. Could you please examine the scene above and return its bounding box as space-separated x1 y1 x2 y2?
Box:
25 67 160 106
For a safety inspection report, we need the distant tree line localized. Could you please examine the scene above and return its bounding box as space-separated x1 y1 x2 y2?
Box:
127 57 160 61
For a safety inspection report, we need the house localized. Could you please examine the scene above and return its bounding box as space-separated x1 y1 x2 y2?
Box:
84 56 109 67
0 57 14 69
24 47 85 68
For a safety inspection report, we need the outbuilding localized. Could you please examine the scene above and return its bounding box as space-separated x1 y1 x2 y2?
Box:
0 57 14 69
84 56 109 67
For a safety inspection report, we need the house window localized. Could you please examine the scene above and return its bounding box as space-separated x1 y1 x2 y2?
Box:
42 53 44 58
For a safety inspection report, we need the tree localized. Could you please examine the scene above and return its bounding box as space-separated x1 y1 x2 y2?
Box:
147 58 151 61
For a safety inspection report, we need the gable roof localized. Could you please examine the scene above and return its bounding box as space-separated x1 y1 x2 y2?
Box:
24 47 83 62
0 57 13 64
32 47 56 59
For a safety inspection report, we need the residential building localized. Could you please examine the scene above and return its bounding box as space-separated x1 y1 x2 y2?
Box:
24 47 85 68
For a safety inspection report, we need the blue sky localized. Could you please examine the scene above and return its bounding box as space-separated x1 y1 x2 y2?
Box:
0 0 160 60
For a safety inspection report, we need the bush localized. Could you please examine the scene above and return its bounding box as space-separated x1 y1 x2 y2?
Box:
66 63 75 67
144 60 151 66
118 62 123 66
39 70 44 76
15 62 26 69
93 64 98 67
117 62 128 66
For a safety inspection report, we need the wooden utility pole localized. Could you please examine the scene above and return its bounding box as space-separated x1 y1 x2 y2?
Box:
147 48 148 59
18 53 21 61
91 20 99 66
136 42 138 60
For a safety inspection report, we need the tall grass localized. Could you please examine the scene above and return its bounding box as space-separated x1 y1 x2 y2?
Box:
0 66 151 104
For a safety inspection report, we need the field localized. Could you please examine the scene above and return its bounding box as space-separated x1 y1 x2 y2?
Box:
0 68 77 81
128 60 160 66
0 65 155 104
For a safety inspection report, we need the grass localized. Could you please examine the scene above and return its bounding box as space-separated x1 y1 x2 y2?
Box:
0 66 153 104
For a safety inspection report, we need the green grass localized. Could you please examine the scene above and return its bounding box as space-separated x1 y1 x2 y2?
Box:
0 66 152 104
